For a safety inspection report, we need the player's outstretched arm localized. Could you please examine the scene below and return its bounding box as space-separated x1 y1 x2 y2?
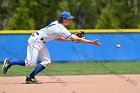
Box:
69 34 102 46
55 37 71 41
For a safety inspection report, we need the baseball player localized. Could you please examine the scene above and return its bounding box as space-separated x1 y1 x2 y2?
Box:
2 11 101 84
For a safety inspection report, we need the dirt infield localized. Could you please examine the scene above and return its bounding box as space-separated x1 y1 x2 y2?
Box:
0 75 139 93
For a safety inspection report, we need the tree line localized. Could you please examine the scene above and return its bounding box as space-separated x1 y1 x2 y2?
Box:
0 0 140 30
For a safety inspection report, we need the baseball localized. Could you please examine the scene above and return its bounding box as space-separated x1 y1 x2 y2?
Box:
116 44 121 48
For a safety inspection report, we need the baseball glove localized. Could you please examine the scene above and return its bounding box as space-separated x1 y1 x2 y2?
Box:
74 31 85 39
73 31 85 43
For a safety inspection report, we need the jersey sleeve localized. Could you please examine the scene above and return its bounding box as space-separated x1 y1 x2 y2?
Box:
58 26 72 39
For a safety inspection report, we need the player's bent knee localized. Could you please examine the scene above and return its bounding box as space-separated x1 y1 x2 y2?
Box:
25 59 37 67
40 59 51 67
47 62 51 66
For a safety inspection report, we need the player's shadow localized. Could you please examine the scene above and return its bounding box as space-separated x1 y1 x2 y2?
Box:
22 82 65 84
0 81 82 85
22 81 82 84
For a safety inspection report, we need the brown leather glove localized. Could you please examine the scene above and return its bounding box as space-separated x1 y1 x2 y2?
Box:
74 31 85 39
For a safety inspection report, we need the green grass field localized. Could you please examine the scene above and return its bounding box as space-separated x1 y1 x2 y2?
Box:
0 62 140 76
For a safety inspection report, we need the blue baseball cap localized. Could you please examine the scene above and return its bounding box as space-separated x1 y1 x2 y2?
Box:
60 11 74 19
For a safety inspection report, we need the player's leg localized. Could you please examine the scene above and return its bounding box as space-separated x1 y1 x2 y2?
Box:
24 44 42 84
2 58 25 74
39 46 51 67
5 59 25 66
2 43 39 74
27 46 51 79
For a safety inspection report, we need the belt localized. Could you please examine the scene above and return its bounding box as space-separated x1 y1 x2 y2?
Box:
40 38 45 44
32 32 45 44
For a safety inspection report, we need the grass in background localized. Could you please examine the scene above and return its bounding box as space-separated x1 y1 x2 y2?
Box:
0 62 140 76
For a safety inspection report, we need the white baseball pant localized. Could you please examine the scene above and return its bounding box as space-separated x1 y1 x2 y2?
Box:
25 36 51 67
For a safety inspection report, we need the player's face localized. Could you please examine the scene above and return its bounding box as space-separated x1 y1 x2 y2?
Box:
63 19 72 26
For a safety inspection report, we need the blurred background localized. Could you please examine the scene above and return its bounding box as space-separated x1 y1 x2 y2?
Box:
1 0 140 30
0 0 140 63
0 0 140 76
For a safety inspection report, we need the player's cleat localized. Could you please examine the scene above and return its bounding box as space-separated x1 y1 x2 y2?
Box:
2 58 11 74
26 76 41 84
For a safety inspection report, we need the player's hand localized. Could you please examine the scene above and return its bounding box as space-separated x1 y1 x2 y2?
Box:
90 39 102 46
